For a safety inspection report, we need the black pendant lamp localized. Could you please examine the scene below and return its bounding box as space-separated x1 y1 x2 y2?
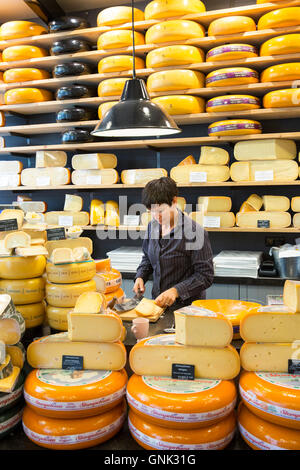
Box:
91 0 181 138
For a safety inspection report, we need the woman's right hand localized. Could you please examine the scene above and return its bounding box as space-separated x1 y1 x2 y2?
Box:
133 277 145 295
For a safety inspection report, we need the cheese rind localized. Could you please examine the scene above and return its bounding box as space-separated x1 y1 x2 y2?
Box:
234 139 297 161
121 169 168 185
170 164 230 184
36 151 67 168
0 21 47 40
68 312 123 342
197 196 232 212
260 34 300 56
46 261 96 284
21 168 70 187
46 279 96 308
206 68 259 87
147 70 205 92
71 153 117 170
283 280 300 312
245 194 263 211
98 78 128 97
236 211 291 228
208 120 262 136
6 343 25 369
3 68 50 83
98 55 145 73
0 367 20 393
2 45 48 62
208 16 256 36
0 161 22 174
240 343 297 372
258 7 300 30
206 44 257 61
263 196 290 212
206 95 260 112
46 306 70 331
145 20 205 44
261 63 300 83
45 238 93 258
17 302 45 329
230 160 298 182
263 89 300 108
0 278 45 305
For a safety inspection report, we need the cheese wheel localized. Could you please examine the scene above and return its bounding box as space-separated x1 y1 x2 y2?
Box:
46 261 96 284
22 401 126 450
17 302 45 329
146 45 204 68
0 256 46 280
199 147 230 165
98 55 145 73
260 34 300 56
121 168 168 185
0 21 47 40
145 20 205 44
230 160 298 182
208 120 262 136
263 195 290 211
46 279 96 308
21 168 70 187
46 305 71 331
71 169 119 186
238 403 300 450
129 409 236 450
258 7 300 30
45 211 89 227
170 164 230 184
50 39 91 56
0 111 5 127
98 101 118 120
263 89 300 108
104 288 125 304
98 78 128 97
206 67 259 87
235 139 297 161
292 196 300 212
2 45 48 62
97 6 144 26
53 62 92 78
97 30 145 50
3 68 50 83
144 0 205 20
236 211 291 228
4 88 52 105
147 70 204 92
197 196 232 212
152 95 205 115
261 63 300 83
48 17 90 33
206 95 260 112
24 368 127 419
190 211 236 228
127 374 236 429
208 16 256 36
206 44 258 61
0 278 45 305
293 213 300 227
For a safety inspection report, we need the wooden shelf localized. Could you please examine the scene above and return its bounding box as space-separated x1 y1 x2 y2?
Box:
81 225 300 233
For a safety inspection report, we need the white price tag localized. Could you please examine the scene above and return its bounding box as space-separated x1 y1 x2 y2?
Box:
58 216 73 227
0 176 9 187
87 175 102 185
255 170 274 182
123 215 140 226
203 216 221 228
190 172 207 183
37 176 51 186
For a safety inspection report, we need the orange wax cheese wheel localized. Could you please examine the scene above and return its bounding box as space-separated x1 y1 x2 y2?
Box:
206 44 258 61
94 269 122 294
24 368 127 419
258 7 300 30
97 6 144 26
98 101 117 120
238 403 300 450
260 34 300 56
46 305 70 331
4 88 52 105
127 374 237 429
97 30 145 50
208 120 262 136
206 68 259 87
0 21 47 40
98 55 145 73
239 371 300 430
2 45 48 62
46 279 96 308
262 63 300 82
95 258 111 272
263 89 300 108
0 277 45 305
46 261 96 284
22 401 126 450
3 68 50 83
98 78 128 97
146 45 204 68
17 302 45 329
0 255 46 279
104 288 125 304
152 95 205 115
208 16 256 36
206 95 260 112
144 0 206 20
145 20 205 44
178 155 196 166
147 70 204 92
128 409 236 450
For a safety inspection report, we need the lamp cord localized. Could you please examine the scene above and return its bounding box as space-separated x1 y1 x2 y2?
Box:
131 0 136 79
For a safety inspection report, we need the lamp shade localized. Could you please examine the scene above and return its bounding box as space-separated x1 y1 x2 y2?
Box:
91 78 181 137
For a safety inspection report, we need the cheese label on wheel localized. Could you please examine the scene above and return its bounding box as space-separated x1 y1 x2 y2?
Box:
206 70 258 85
190 172 207 183
207 44 256 58
210 122 261 133
207 97 259 109
238 424 283 451
142 376 220 394
37 369 111 386
256 372 300 390
145 335 175 346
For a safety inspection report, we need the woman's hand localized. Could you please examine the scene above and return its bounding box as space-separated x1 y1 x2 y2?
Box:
133 277 145 295
155 288 178 308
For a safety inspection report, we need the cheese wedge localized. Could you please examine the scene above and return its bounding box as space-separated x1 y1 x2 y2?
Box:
45 211 89 227
263 196 290 212
129 334 240 380
234 139 297 161
236 211 291 229
73 291 106 314
63 195 83 212
135 298 164 318
72 247 91 262
170 164 230 184
68 312 123 342
178 155 196 166
71 169 119 186
197 196 232 212
230 161 298 182
0 295 25 344
45 238 93 258
245 194 263 211
50 248 74 265
72 153 117 170
0 210 24 229
190 212 236 228
15 246 48 257
36 151 67 168
4 231 31 250
199 147 229 165
0 367 20 393
240 343 298 373
291 197 300 212
121 169 168 185
283 280 300 312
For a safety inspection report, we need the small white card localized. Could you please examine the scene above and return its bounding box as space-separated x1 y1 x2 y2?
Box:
190 172 207 183
37 176 51 186
87 175 102 185
58 216 73 227
203 216 221 228
0 176 9 187
255 170 274 182
123 215 140 226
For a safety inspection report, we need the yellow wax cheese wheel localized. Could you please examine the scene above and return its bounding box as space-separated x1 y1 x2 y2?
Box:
146 45 204 68
46 279 96 308
206 44 258 61
0 256 46 279
206 95 260 112
24 368 127 419
147 70 204 92
127 374 237 429
97 30 145 50
152 95 205 115
98 101 118 120
208 16 256 36
98 78 128 97
98 55 145 73
208 120 262 136
258 7 300 30
145 20 205 44
263 89 300 108
238 403 300 450
128 409 236 450
260 34 300 56
90 199 105 225
3 68 50 83
97 6 144 26
145 0 206 20
46 305 71 331
0 21 47 40
206 67 259 87
22 401 126 450
0 277 45 305
239 371 300 430
46 261 96 284
2 45 48 62
17 302 45 329
4 88 52 105
261 63 300 82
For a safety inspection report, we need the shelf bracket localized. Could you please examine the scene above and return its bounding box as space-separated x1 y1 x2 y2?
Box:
23 0 65 23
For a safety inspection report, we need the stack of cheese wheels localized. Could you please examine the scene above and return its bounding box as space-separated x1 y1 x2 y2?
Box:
93 257 125 306
23 291 127 450
190 195 235 228
292 196 300 228
71 153 118 188
128 304 241 449
21 150 69 187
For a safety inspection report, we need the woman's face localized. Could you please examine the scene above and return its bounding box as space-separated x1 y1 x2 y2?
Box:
150 198 177 225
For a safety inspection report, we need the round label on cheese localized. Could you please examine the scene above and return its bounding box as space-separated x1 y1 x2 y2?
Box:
256 372 300 390
142 376 220 394
207 44 257 59
207 70 258 85
36 369 112 387
207 96 259 108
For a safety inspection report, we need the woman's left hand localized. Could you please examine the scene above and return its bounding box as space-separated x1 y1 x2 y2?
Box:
155 288 178 308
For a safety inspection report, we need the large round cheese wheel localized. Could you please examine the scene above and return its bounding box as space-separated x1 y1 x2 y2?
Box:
56 85 93 100
206 95 260 112
3 68 50 83
238 403 300 450
127 374 236 429
258 7 300 30
56 106 93 123
144 0 205 20
208 120 262 136
129 409 236 450
0 277 45 305
98 101 118 120
97 6 144 26
0 371 24 414
50 39 91 56
53 62 92 78
46 261 96 284
98 78 128 97
208 16 256 36
260 34 300 56
22 401 126 450
0 402 24 441
146 45 204 68
239 371 300 430
46 279 96 308
4 88 52 105
147 70 204 92
206 67 259 87
98 55 145 73
206 44 258 61
145 20 205 44
97 30 145 50
0 21 47 40
24 368 127 419
46 305 70 331
261 63 300 82
263 89 300 108
17 302 45 329
0 256 46 279
62 129 93 144
48 17 90 32
152 95 205 115
2 45 48 62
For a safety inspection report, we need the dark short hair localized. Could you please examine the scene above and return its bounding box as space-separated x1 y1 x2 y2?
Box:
142 177 178 209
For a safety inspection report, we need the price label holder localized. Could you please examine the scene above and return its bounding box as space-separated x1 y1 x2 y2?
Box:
87 175 102 185
62 355 83 370
190 172 207 183
203 216 221 228
257 220 270 228
255 170 274 182
288 359 300 375
123 215 140 226
0 219 18 232
172 364 195 381
47 227 66 241
58 216 73 227
0 176 9 187
37 176 51 186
